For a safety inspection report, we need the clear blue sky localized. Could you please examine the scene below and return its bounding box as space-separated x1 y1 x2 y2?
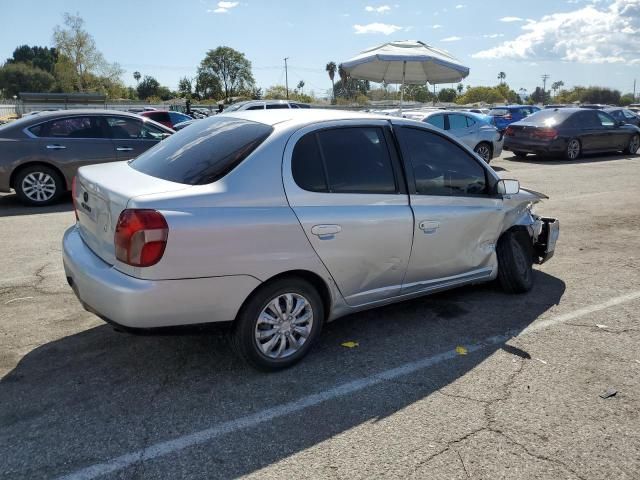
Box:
2 0 639 97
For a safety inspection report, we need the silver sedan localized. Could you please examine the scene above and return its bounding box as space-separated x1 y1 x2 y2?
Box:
403 110 503 163
63 109 558 370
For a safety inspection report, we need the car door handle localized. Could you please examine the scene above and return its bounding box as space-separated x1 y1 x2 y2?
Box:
46 144 66 150
419 221 440 233
116 147 133 151
311 224 342 237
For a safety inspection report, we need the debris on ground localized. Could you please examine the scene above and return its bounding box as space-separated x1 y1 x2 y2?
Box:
455 345 468 355
341 341 359 348
596 324 609 329
599 388 617 399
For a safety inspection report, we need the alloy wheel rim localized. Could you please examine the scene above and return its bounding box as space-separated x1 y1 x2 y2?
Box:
630 135 639 154
476 145 491 161
22 172 56 202
567 140 580 159
255 293 313 359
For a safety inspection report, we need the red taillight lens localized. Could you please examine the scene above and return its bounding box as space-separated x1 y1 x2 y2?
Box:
71 176 79 221
505 126 515 136
531 128 558 140
114 209 168 267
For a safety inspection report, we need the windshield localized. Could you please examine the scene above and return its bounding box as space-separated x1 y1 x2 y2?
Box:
129 116 273 185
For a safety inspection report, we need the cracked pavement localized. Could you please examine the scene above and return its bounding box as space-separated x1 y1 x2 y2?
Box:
1 152 640 479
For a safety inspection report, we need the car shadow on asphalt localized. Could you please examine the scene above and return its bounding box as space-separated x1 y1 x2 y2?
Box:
0 192 72 217
504 152 639 165
0 271 565 479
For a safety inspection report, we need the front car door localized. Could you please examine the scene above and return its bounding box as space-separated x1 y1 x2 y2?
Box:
395 124 503 294
106 116 168 160
31 115 116 187
283 121 414 306
595 111 627 151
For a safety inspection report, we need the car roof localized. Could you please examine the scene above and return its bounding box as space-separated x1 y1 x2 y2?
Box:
221 108 396 128
17 109 149 120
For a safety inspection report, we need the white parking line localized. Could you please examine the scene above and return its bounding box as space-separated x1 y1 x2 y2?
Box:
56 290 640 480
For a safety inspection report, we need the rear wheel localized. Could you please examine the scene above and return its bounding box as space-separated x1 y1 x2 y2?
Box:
624 134 639 155
565 138 581 160
232 277 324 371
474 142 492 162
14 165 64 206
497 230 534 294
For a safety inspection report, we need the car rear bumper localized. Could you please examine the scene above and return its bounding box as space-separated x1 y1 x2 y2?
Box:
504 137 566 155
62 225 261 329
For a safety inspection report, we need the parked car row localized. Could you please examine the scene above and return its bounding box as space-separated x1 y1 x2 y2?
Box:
63 109 559 370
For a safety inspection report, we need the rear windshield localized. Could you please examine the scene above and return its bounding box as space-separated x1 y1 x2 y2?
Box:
489 108 509 116
129 116 273 185
522 109 573 125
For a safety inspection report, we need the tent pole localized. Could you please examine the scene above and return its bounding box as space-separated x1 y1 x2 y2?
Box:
399 60 406 116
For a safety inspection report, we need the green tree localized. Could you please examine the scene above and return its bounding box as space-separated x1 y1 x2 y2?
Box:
296 80 305 95
0 63 56 98
6 45 58 74
530 86 551 104
53 13 123 91
620 93 636 105
438 87 457 103
177 76 192 97
497 71 506 84
326 61 337 102
137 75 160 99
133 71 141 84
198 46 254 101
264 84 312 103
551 81 564 99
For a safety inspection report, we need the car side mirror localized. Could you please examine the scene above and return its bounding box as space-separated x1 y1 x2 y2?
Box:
160 132 172 139
496 179 520 196
616 120 625 127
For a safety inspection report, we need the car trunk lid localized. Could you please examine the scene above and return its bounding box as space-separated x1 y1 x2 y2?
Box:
74 161 190 266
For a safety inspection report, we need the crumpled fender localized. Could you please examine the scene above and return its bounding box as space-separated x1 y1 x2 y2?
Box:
501 188 547 241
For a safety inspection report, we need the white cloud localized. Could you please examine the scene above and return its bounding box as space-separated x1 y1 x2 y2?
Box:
475 0 640 64
483 33 505 38
455 4 465 8
432 24 443 28
209 1 239 13
500 16 524 22
441 36 462 42
365 5 392 13
353 22 402 35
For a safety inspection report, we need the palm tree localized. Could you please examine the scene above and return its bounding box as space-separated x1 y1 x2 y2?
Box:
133 71 141 84
551 80 564 99
297 80 305 95
456 83 464 94
325 62 336 102
497 71 506 84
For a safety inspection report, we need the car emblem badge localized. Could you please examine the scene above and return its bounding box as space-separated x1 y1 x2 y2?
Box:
83 192 89 202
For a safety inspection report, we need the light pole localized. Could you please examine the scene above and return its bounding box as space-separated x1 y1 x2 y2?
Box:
284 57 289 100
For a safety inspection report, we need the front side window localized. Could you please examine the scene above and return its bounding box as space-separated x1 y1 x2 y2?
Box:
425 114 445 129
129 116 273 185
35 116 108 138
291 127 397 194
245 105 264 110
107 117 167 140
399 127 487 196
168 112 191 125
608 110 624 121
623 109 637 119
448 114 467 130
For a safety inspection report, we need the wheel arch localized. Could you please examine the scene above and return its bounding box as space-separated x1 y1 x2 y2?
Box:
10 161 68 190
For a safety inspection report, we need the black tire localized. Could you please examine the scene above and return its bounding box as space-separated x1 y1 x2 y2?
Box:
512 151 527 158
14 164 64 206
474 142 493 163
624 134 640 155
232 277 324 371
497 230 534 294
565 138 581 160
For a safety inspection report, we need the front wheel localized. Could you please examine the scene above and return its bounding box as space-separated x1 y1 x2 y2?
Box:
474 142 492 163
15 165 64 206
565 138 581 160
232 278 324 371
497 230 534 294
512 151 527 158
624 134 639 155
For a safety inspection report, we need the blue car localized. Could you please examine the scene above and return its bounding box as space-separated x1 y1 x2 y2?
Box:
489 105 540 132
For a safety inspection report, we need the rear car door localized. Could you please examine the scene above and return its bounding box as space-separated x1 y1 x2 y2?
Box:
396 126 503 293
574 111 602 151
34 115 116 182
107 116 168 160
283 121 414 306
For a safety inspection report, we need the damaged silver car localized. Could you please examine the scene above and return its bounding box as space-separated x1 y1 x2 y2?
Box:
63 109 559 370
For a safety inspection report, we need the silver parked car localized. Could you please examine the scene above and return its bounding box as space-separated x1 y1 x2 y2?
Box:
403 110 503 162
0 110 173 205
63 109 559 370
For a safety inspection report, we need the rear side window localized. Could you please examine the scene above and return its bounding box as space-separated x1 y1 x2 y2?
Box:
425 114 445 129
291 127 397 194
147 112 170 123
399 127 487 196
34 116 108 138
129 117 273 185
266 104 290 109
597 112 615 127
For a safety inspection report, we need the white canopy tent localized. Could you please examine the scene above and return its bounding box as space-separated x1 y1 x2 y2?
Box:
341 40 470 114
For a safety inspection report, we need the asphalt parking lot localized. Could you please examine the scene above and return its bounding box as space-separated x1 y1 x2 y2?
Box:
1 151 639 480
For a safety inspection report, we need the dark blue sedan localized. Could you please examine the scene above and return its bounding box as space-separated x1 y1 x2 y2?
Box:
489 105 541 132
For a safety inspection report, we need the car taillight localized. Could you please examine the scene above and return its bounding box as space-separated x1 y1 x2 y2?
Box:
114 209 168 267
531 128 558 140
71 176 79 221
505 126 515 136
